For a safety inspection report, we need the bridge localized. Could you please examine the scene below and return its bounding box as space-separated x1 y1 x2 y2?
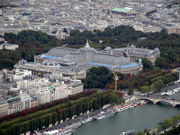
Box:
135 96 180 107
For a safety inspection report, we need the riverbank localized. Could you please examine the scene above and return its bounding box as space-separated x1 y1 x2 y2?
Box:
35 98 180 135
74 104 180 135
38 100 160 135
38 101 143 134
38 83 180 135
39 105 113 134
0 90 124 135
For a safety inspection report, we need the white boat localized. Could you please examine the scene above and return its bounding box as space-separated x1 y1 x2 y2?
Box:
60 122 81 131
120 129 134 135
103 110 115 118
82 117 93 124
94 112 105 120
58 129 75 135
94 111 105 120
43 128 75 135
43 129 59 135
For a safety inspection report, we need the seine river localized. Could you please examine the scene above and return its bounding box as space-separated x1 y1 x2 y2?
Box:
74 93 180 135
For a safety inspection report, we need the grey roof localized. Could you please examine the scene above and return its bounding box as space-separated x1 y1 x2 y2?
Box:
62 52 90 66
46 47 76 57
112 45 160 58
93 53 130 66
58 46 137 68
32 43 141 71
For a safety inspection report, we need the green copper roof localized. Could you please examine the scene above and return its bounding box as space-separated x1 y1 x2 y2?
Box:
138 58 142 64
112 8 132 13
7 96 20 102
48 85 54 91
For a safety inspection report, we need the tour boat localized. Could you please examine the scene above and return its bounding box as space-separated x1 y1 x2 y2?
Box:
120 129 134 135
114 103 136 112
139 100 148 106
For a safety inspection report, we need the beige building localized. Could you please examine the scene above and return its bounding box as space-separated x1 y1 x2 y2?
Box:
67 80 83 95
15 60 87 79
0 97 8 117
7 96 24 115
1 43 19 50
31 97 38 108
167 26 180 35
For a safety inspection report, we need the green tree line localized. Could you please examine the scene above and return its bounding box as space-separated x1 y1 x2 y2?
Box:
1 26 180 70
64 27 180 69
0 30 63 70
83 67 179 93
0 90 124 135
139 72 179 93
0 90 97 122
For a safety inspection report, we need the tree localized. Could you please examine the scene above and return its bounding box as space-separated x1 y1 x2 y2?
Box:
51 112 57 125
144 128 150 135
142 58 154 70
128 89 134 95
154 80 163 92
83 67 113 89
108 92 124 104
134 131 145 135
155 57 169 69
162 119 171 130
158 119 171 131
0 59 14 70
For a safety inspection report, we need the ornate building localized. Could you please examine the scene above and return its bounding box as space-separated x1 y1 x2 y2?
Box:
104 44 160 64
32 41 142 75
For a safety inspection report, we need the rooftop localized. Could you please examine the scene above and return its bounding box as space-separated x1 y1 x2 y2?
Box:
7 96 20 103
111 8 132 13
42 55 59 60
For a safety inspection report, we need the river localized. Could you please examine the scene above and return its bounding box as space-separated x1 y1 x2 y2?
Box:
74 94 180 135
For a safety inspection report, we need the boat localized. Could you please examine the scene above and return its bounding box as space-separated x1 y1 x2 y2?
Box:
94 109 116 120
103 110 115 118
139 100 148 106
43 128 75 135
120 129 134 135
58 129 75 135
114 103 137 112
57 122 81 135
43 129 59 135
94 111 105 120
82 117 93 124
68 122 81 129
94 113 105 120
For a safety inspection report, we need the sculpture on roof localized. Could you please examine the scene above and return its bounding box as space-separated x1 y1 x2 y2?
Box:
85 40 90 48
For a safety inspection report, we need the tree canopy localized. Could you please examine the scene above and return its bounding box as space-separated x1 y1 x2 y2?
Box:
0 90 123 135
142 58 154 70
0 30 63 70
1 26 180 70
